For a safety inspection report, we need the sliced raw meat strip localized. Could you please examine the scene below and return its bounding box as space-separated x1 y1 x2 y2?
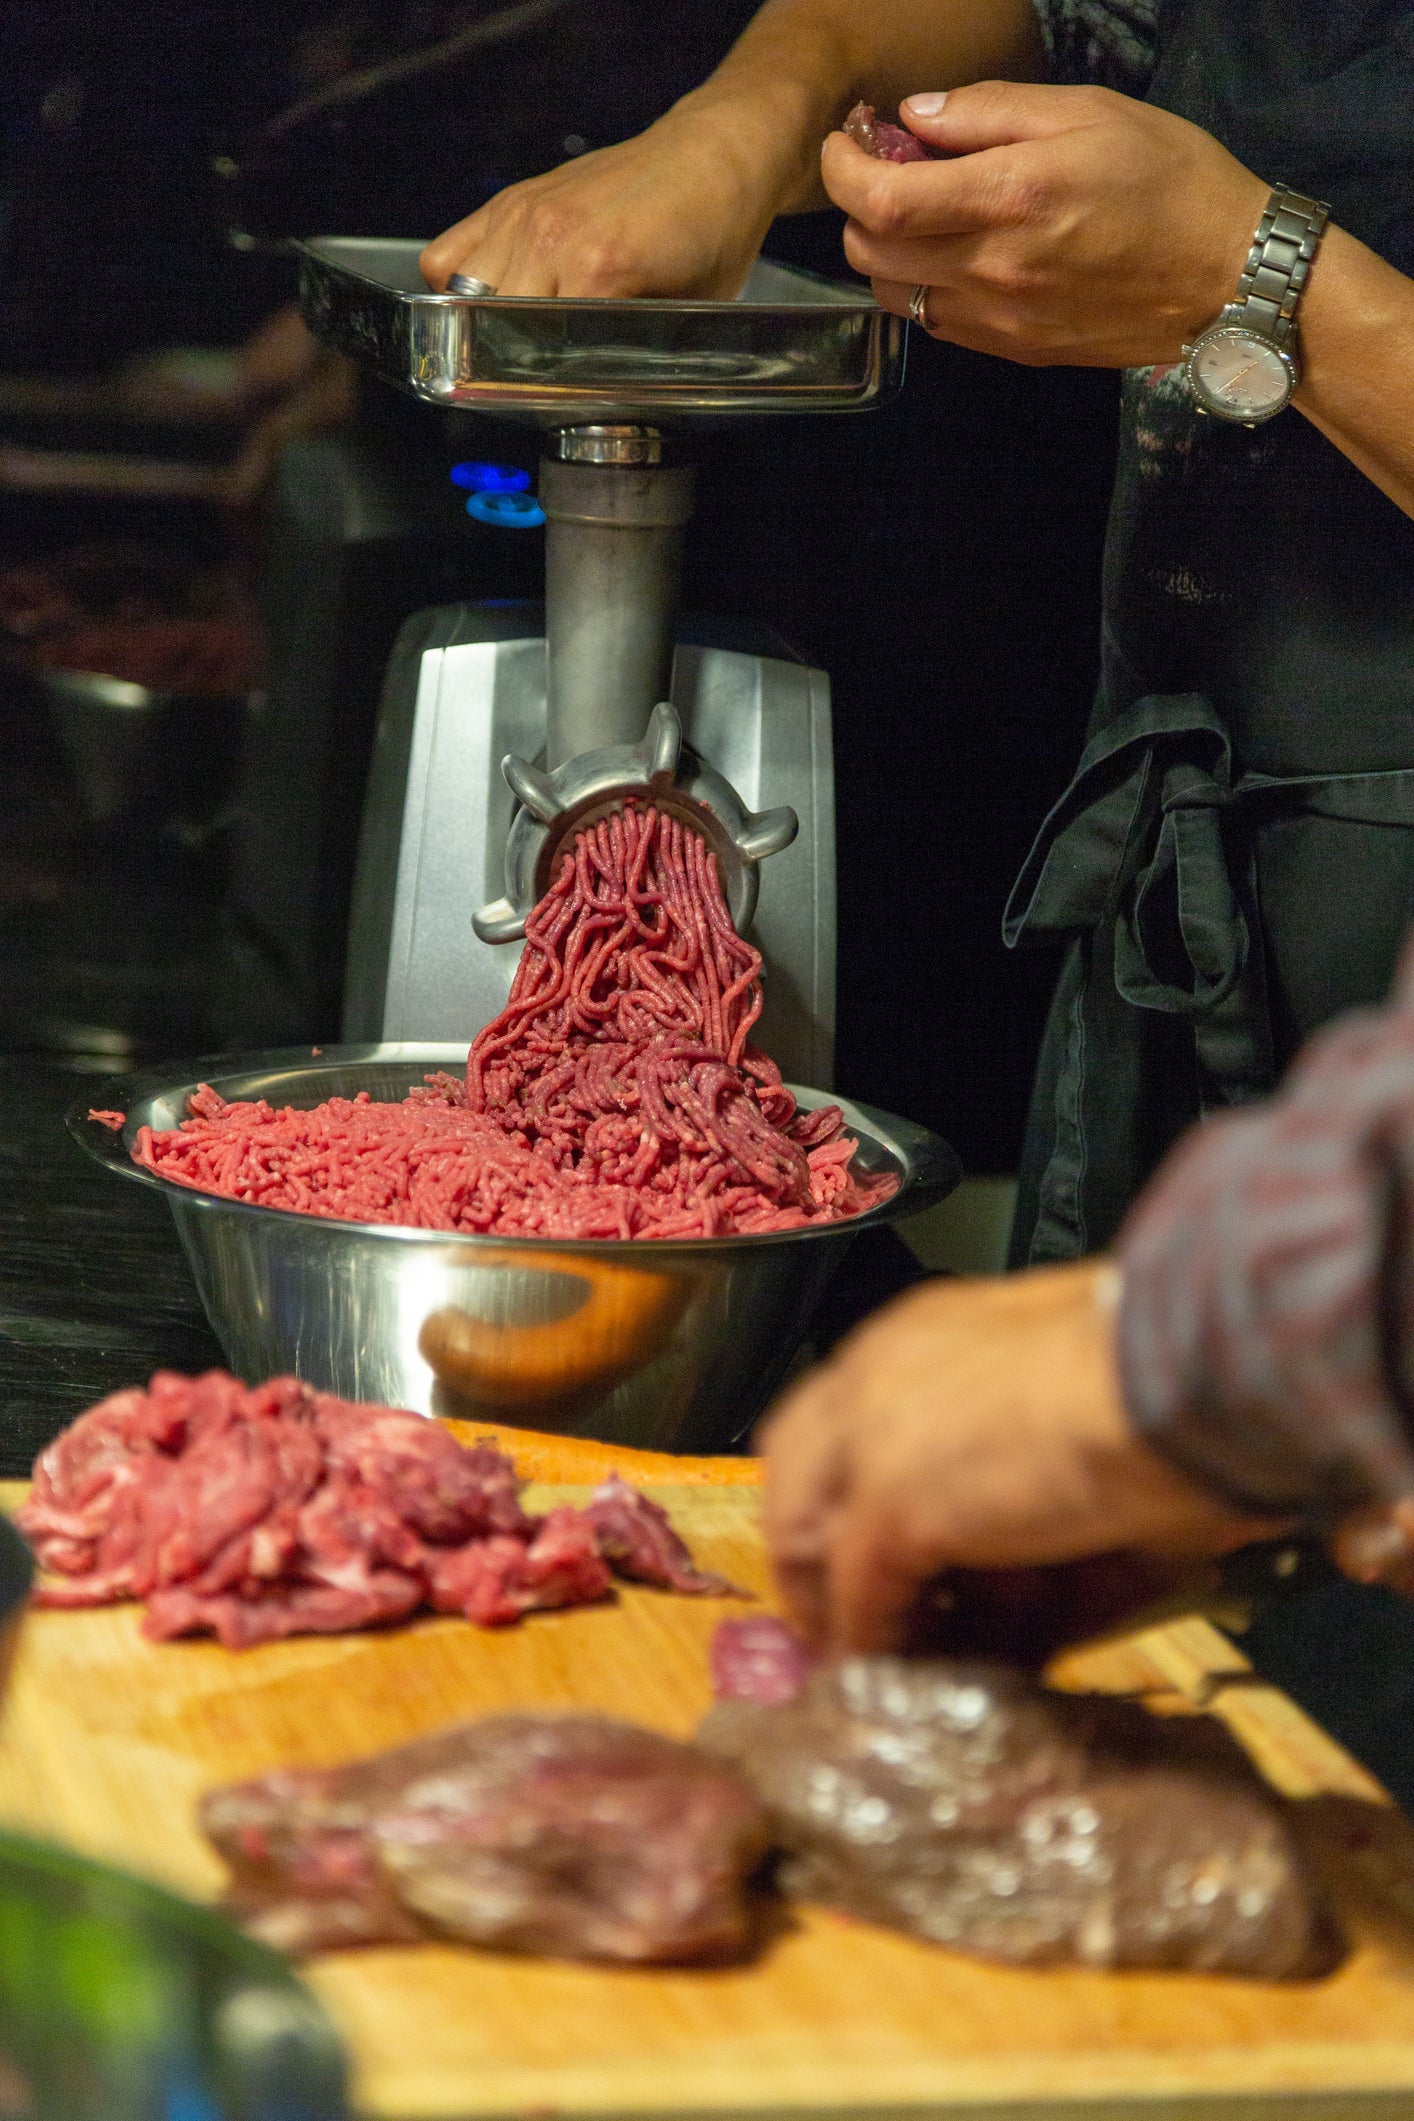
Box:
700 1656 1338 1977
314 1406 528 1542
26 1381 187 1545
134 1415 284 1593
585 1476 737 1594
294 1472 430 1586
145 1573 426 1650
425 1509 612 1626
203 1714 773 1963
19 1373 730 1647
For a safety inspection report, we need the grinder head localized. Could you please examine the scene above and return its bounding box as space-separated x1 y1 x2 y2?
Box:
472 701 798 946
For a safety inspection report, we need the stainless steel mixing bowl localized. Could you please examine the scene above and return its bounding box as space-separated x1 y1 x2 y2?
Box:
69 1044 959 1451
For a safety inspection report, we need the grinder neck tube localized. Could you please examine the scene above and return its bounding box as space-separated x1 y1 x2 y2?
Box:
540 426 696 768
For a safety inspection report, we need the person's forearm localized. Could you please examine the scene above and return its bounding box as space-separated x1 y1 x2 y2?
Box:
1116 950 1414 1523
664 0 1046 213
1295 224 1414 521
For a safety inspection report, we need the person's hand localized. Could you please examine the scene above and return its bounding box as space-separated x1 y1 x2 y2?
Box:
420 103 797 299
216 347 356 512
759 1260 1290 1654
1330 1499 1414 1598
821 80 1271 368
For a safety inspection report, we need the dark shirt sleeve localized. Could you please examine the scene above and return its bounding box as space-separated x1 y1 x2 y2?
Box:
1115 946 1414 1520
1030 0 1159 94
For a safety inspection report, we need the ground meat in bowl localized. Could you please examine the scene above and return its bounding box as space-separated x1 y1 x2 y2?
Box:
133 803 897 1239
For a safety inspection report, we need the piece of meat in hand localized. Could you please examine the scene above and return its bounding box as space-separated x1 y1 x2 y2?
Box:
700 1657 1339 1978
203 1714 773 1963
842 101 940 163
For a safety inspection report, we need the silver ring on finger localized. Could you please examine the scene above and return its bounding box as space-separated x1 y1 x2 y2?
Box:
907 282 930 328
448 273 498 297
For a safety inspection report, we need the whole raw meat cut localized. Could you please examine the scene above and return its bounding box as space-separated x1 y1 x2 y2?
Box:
701 1648 1337 1977
131 802 896 1239
17 1371 734 1647
843 101 940 163
202 1713 773 1963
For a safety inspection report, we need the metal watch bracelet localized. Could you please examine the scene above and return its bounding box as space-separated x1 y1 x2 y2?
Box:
1223 184 1331 344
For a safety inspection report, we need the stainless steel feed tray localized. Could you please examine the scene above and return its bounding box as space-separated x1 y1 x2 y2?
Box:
296 240 905 421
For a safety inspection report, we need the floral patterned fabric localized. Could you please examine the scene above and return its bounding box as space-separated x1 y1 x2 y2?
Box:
1030 0 1158 93
1117 937 1414 1520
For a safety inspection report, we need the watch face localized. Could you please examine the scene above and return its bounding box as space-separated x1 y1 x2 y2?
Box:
1189 328 1292 420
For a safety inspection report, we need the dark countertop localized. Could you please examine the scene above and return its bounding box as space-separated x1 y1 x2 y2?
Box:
0 1056 222 1473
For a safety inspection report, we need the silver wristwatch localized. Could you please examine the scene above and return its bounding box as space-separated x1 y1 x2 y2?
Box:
1184 185 1330 424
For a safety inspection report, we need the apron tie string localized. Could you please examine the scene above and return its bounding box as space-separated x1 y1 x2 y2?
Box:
1004 693 1249 1022
1006 690 1414 1106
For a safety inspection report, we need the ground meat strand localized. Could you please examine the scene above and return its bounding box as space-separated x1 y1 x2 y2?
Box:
132 802 896 1240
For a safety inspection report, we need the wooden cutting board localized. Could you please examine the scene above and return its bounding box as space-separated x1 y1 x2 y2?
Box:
2 1434 1414 2120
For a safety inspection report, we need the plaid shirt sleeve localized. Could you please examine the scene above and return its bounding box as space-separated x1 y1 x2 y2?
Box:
1115 942 1414 1521
1030 0 1159 93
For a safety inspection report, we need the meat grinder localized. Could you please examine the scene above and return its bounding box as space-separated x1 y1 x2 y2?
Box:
63 261 944 1447
296 241 905 1087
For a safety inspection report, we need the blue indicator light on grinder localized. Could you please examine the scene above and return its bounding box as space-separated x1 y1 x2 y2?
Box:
449 460 531 494
467 490 546 529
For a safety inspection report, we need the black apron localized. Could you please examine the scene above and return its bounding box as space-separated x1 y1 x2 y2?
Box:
1007 0 1414 1264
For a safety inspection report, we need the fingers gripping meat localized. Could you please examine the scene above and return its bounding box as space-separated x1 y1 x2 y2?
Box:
842 102 940 164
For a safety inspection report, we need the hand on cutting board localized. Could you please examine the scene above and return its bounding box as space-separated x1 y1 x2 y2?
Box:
758 1261 1288 1655
420 105 791 299
822 81 1270 367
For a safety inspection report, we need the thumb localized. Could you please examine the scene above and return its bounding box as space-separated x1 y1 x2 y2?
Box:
900 78 1106 153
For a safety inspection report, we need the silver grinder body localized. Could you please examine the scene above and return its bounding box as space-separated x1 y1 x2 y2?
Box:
540 435 695 766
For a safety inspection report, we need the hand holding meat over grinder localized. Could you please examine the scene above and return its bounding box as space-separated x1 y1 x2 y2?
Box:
823 82 1272 367
758 1262 1290 1658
